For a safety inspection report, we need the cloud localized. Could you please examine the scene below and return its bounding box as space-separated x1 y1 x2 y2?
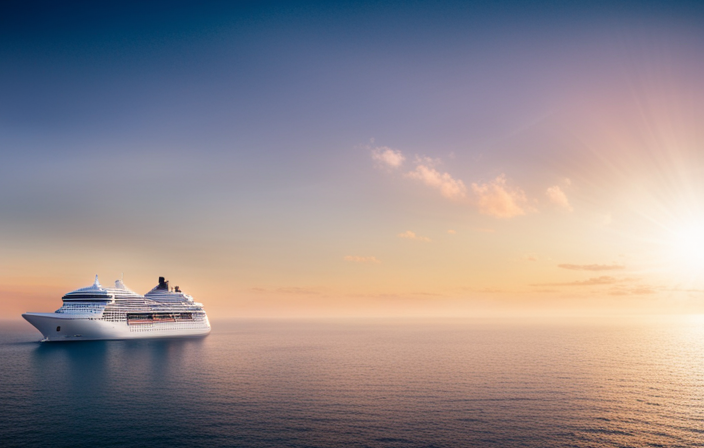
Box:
471 175 528 218
276 287 321 295
570 276 621 286
398 230 431 242
546 185 573 211
372 146 405 168
344 255 381 264
558 263 625 271
406 164 467 200
534 276 625 287
609 286 656 296
447 229 456 234
374 146 530 219
523 255 538 262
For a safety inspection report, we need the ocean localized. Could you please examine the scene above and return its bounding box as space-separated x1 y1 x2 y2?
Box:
1 318 703 447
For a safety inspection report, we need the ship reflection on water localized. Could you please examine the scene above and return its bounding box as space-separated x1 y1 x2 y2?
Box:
30 337 207 388
3 318 704 447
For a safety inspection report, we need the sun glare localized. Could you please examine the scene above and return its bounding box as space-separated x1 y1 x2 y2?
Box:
666 223 704 283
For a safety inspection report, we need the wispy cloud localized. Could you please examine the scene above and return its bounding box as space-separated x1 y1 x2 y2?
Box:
609 286 656 296
344 255 381 264
372 146 405 168
276 287 321 295
398 230 431 242
374 147 530 218
447 229 456 234
471 175 528 218
406 164 467 200
546 185 573 211
569 276 622 286
558 263 625 271
534 276 625 287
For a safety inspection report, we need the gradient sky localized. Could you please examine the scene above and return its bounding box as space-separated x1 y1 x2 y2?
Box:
3 0 704 319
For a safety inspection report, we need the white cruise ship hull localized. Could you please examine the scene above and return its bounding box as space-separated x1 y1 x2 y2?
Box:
22 312 211 342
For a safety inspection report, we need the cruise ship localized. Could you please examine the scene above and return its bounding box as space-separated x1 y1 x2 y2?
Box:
22 276 211 341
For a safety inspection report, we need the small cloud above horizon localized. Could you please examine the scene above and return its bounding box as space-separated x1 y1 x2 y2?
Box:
398 230 431 242
558 263 625 271
276 287 321 295
609 286 656 296
343 255 381 264
533 276 624 287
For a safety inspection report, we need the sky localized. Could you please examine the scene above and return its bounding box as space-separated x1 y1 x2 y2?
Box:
3 0 704 319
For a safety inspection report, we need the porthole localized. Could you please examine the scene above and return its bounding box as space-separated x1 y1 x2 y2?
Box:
56 326 61 332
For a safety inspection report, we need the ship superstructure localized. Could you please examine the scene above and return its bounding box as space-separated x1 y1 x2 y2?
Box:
22 276 211 341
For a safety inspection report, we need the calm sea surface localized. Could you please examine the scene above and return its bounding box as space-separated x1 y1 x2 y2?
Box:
1 318 704 447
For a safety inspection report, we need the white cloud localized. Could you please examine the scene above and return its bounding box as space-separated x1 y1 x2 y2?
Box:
546 185 573 211
344 255 381 264
406 164 467 200
372 146 405 168
373 146 531 219
397 230 431 242
471 175 527 218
